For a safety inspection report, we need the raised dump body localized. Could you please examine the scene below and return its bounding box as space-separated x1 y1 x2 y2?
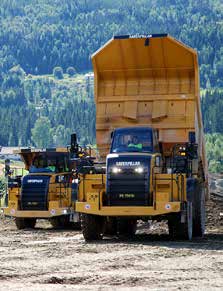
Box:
93 34 207 182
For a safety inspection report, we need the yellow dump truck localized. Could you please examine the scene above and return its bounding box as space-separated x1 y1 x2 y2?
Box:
75 34 209 241
4 146 81 229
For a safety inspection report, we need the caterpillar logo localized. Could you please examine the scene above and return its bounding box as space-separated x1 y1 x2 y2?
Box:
27 179 43 183
116 161 140 167
129 34 152 39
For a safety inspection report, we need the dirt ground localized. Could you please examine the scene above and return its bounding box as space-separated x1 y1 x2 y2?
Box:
0 196 222 291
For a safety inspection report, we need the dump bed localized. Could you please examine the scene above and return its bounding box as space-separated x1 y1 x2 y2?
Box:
92 34 207 182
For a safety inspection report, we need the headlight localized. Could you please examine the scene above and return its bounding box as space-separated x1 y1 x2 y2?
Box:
112 167 122 174
72 178 79 184
135 167 144 173
62 209 68 214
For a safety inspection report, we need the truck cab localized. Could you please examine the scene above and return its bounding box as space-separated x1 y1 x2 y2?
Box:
106 127 160 206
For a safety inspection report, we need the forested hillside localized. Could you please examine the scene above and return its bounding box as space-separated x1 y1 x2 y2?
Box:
0 66 95 146
0 0 223 171
0 0 222 87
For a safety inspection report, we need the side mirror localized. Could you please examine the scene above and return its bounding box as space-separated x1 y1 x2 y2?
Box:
186 143 198 159
189 131 196 143
71 133 77 147
110 131 114 140
70 133 78 159
5 159 11 177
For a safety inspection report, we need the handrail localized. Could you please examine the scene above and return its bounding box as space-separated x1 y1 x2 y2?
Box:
152 165 185 203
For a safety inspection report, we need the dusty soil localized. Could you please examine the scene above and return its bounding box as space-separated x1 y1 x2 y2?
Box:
0 197 222 291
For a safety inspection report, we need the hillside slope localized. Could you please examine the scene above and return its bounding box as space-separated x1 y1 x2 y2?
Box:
0 0 222 87
0 0 222 172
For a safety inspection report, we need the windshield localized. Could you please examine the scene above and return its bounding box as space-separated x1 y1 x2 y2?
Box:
111 128 153 153
29 153 70 173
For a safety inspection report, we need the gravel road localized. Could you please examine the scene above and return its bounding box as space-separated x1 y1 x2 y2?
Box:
0 197 222 291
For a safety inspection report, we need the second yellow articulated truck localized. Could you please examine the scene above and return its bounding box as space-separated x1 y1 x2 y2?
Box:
3 135 93 229
75 34 209 241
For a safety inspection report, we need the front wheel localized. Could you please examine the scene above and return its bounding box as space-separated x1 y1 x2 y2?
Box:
81 214 105 241
168 202 193 241
193 183 205 238
15 218 36 230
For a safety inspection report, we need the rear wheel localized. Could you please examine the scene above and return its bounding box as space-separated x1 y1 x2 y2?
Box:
168 202 193 240
117 218 137 238
193 183 205 237
81 214 105 241
15 218 36 230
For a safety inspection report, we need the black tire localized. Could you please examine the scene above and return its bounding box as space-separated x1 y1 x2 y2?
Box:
117 218 137 238
81 214 105 241
193 183 205 238
168 202 193 240
104 217 117 236
50 215 70 229
15 218 26 229
15 218 36 230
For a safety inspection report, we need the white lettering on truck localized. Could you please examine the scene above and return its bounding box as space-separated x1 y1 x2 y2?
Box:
27 180 43 183
116 161 141 167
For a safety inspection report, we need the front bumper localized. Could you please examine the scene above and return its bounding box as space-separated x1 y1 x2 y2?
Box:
3 207 76 219
75 201 181 217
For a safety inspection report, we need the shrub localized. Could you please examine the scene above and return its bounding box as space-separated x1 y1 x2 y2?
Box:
53 67 64 79
66 66 76 77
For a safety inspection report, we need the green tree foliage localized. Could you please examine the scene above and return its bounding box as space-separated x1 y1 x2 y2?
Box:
53 67 64 80
31 117 53 148
0 65 95 147
0 0 222 88
205 134 223 173
66 67 76 77
201 89 223 133
0 0 222 173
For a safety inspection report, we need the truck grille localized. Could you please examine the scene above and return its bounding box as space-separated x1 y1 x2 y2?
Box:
20 175 50 210
107 172 150 206
106 155 152 206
